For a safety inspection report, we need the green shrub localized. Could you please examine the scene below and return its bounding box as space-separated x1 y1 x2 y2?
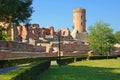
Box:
0 60 51 80
75 55 118 61
0 27 11 40
89 55 118 60
57 57 74 66
0 57 51 69
76 56 87 61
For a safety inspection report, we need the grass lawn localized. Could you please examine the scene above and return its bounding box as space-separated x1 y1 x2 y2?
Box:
39 59 120 80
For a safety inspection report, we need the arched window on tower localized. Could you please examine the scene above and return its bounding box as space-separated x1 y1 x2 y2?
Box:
81 22 82 26
76 31 78 34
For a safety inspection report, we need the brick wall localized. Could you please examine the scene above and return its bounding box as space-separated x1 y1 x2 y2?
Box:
0 41 9 50
0 50 47 59
0 41 89 59
33 46 46 52
0 50 11 59
51 43 88 52
0 41 33 52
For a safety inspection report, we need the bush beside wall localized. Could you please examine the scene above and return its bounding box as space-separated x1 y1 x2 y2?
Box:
89 55 118 60
57 57 74 66
0 57 51 69
0 60 51 80
56 55 118 66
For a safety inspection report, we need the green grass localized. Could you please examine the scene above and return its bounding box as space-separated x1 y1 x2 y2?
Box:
39 59 120 80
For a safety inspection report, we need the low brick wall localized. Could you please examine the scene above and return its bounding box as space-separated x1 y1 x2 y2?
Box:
62 52 87 56
52 43 88 51
0 50 11 59
0 41 33 52
0 50 47 59
0 41 9 50
11 52 46 58
33 46 46 52
60 44 88 52
45 52 58 57
0 41 89 59
51 43 88 55
0 50 87 59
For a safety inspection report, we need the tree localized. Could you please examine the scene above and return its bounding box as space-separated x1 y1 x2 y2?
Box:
114 31 120 43
0 26 11 40
88 21 117 55
0 0 33 40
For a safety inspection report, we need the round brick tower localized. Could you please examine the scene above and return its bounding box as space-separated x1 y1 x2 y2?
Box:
73 8 86 32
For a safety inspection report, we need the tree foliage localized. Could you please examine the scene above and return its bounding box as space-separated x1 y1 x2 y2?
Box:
0 26 11 40
0 0 33 40
114 31 120 43
88 21 117 55
0 0 33 25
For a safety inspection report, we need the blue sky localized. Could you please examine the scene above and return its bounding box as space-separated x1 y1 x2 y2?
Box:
30 0 120 32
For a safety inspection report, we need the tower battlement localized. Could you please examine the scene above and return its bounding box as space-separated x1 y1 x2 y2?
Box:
73 8 86 13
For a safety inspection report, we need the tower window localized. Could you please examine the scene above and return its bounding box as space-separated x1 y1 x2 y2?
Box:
76 31 78 34
81 16 82 19
81 22 82 26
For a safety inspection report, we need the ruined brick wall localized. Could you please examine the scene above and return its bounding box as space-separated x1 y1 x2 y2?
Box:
60 43 88 52
55 28 73 40
17 25 55 41
51 43 88 55
76 32 89 42
0 41 33 52
11 52 46 58
60 28 70 37
30 27 41 39
17 26 27 40
31 24 39 28
46 26 55 36
0 50 11 59
33 46 46 52
0 41 8 50
0 51 46 59
0 41 48 59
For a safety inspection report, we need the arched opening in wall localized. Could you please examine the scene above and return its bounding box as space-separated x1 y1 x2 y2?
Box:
81 16 82 19
81 22 82 26
18 35 22 42
63 31 66 36
76 31 78 34
46 31 50 35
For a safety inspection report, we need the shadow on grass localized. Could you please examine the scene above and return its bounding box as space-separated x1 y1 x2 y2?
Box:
39 65 120 80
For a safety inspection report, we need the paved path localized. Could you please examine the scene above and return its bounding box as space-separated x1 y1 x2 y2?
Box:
0 61 57 74
0 66 20 74
51 61 57 65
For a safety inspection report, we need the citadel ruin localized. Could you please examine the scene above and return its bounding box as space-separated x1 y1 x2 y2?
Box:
0 8 90 59
8 8 88 45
